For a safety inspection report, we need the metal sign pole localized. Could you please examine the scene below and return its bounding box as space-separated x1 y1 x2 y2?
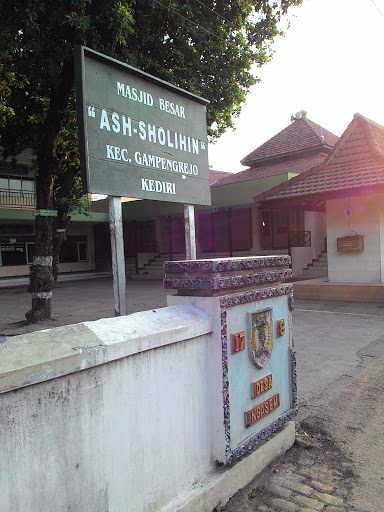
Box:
108 196 127 316
184 204 197 260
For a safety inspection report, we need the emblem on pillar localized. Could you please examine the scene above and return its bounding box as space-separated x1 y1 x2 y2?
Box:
249 307 273 368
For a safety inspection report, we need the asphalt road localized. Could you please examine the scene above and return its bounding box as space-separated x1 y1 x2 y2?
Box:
292 299 384 417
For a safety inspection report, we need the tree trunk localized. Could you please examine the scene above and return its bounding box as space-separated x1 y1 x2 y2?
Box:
52 210 70 286
25 60 74 323
25 193 55 322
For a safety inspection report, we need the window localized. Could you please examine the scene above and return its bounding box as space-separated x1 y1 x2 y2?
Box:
22 180 34 192
26 242 35 265
0 242 26 266
9 179 22 191
78 241 88 262
0 176 35 192
59 240 78 263
59 237 88 263
0 236 88 266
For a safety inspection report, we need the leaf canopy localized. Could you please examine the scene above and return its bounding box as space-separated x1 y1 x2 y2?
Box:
0 0 302 159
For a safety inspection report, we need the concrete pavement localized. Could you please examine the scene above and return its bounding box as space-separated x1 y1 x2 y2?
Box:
223 354 384 512
292 299 384 419
0 277 175 336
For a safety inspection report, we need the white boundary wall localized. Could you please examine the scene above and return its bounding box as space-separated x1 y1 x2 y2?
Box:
0 304 226 512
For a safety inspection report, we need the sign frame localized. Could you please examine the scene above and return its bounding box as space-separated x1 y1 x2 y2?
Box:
74 46 211 206
337 235 364 253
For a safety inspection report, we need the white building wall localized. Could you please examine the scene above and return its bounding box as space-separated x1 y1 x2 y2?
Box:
326 195 383 283
305 211 326 258
291 246 314 276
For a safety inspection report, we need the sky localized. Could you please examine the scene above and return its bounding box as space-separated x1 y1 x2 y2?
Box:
208 0 384 173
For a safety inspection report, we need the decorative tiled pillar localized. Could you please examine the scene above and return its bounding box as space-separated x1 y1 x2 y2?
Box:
165 256 297 464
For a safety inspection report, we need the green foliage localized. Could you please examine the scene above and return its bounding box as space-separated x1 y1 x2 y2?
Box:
54 96 90 217
0 0 302 207
126 0 303 137
0 0 135 159
0 65 28 128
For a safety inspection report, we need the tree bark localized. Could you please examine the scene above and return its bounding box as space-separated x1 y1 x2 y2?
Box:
25 60 74 323
26 197 55 322
52 210 71 285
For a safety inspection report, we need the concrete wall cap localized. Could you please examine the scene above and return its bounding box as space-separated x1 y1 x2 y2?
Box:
0 303 212 395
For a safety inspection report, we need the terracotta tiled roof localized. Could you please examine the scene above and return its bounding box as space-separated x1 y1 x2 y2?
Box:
241 114 339 167
363 117 384 157
211 153 329 187
254 114 384 205
209 169 233 184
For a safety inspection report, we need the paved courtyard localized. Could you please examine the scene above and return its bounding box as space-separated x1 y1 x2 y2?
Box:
0 277 175 334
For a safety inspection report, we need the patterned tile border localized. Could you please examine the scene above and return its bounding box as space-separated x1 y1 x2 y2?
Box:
219 283 294 308
164 269 293 291
220 284 297 463
164 255 291 274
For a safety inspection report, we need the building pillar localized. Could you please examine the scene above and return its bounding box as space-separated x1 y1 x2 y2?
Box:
251 206 262 253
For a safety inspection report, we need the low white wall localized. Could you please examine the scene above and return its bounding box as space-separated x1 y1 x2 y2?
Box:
0 304 224 512
57 261 95 273
0 260 95 278
291 246 314 276
137 251 159 269
326 195 383 283
0 264 30 278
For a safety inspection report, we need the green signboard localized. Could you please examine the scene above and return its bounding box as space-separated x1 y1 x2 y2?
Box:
33 210 58 217
74 46 211 205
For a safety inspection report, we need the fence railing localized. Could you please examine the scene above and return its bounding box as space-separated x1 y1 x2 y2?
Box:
0 190 36 209
0 190 109 213
87 197 108 213
288 230 311 247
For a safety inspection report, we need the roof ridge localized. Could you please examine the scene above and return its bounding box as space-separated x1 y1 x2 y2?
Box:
354 112 384 130
354 113 384 158
303 117 331 145
318 116 360 167
240 116 338 167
